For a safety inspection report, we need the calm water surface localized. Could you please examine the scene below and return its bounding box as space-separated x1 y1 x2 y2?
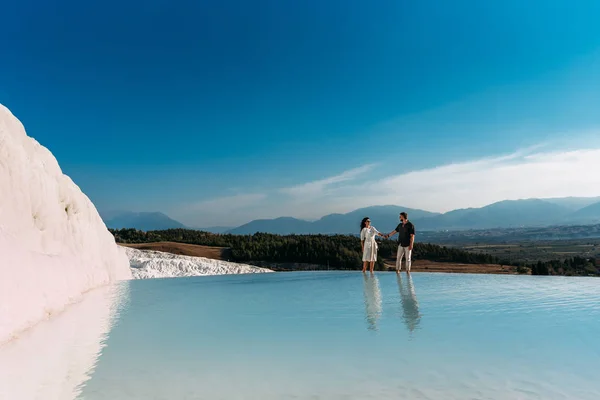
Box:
75 272 600 399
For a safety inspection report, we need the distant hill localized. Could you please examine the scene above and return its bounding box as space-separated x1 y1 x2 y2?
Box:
418 199 570 230
311 205 439 234
226 197 600 234
227 217 314 235
543 196 600 211
103 211 186 231
227 206 439 235
570 201 600 222
103 196 600 235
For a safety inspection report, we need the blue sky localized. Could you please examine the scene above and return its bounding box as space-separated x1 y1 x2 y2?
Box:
2 0 600 226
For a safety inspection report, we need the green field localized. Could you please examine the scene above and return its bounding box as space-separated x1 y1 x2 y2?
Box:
454 239 600 263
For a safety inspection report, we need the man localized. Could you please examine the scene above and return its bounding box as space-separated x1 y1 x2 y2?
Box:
385 212 415 273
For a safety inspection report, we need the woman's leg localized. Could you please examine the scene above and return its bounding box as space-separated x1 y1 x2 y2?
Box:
362 261 367 273
369 261 375 273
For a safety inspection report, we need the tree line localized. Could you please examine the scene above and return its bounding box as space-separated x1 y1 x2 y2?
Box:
110 228 599 276
529 256 598 276
110 228 497 269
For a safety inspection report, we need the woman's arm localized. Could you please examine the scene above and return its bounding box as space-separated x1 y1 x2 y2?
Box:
360 228 366 251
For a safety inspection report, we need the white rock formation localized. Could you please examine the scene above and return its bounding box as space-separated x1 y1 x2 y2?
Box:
125 247 272 279
0 103 131 345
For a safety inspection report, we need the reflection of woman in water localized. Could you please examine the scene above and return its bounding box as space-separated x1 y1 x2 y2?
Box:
360 217 385 273
363 273 382 331
397 273 421 333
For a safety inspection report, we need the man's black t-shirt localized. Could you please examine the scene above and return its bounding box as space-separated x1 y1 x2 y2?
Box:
395 221 415 247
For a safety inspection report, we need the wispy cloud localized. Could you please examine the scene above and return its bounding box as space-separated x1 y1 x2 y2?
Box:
342 147 600 213
173 146 600 226
279 164 376 198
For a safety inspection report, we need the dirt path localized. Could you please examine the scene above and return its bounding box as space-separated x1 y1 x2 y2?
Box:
119 242 232 260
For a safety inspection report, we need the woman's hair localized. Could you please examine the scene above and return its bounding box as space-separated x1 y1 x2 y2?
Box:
360 217 370 231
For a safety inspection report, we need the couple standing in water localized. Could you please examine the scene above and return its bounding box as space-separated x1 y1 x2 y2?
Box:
360 212 415 274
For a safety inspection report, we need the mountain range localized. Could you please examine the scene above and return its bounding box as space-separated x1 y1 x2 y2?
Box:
101 211 233 233
101 196 600 234
227 206 439 235
101 211 186 231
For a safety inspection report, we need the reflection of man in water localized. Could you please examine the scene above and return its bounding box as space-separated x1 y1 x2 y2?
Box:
362 273 382 331
397 273 421 333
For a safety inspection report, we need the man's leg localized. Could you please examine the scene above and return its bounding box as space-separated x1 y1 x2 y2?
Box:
396 245 404 273
405 247 412 272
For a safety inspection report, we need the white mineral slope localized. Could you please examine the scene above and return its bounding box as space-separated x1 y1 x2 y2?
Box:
125 247 273 279
0 104 131 345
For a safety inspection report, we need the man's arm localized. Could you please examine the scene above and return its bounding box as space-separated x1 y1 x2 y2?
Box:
386 230 397 239
409 234 415 250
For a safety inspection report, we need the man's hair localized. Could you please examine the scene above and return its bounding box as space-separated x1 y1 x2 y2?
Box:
400 212 408 219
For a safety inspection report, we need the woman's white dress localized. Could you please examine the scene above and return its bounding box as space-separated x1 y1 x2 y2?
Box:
361 226 379 262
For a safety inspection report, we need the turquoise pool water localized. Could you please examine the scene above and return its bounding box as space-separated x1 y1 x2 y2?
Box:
70 272 600 398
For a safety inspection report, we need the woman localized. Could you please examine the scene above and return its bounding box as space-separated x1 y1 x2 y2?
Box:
360 217 385 273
